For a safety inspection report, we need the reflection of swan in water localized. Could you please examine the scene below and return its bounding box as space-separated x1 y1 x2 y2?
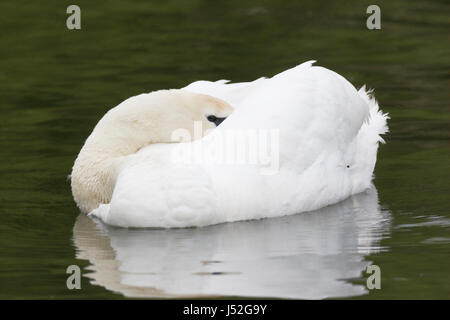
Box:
73 186 390 299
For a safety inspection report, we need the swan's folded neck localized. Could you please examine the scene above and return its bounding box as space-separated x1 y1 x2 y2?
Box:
70 127 146 214
70 89 233 214
70 102 164 213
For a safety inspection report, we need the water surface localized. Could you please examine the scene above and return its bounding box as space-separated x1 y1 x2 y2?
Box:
0 0 448 299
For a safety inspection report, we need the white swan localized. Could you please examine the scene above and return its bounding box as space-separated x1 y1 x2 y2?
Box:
72 61 388 228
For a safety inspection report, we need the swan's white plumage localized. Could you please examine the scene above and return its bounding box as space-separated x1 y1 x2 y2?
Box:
90 61 388 228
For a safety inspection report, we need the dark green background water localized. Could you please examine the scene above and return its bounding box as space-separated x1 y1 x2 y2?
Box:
0 0 448 299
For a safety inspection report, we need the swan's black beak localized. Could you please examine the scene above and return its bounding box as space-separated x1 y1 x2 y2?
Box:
214 117 226 126
207 115 227 127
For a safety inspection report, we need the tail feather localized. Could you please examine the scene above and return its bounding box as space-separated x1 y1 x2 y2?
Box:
358 85 389 143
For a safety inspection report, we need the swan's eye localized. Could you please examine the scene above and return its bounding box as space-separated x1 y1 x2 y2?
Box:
207 115 227 126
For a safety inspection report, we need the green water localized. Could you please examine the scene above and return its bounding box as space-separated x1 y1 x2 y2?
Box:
0 0 448 299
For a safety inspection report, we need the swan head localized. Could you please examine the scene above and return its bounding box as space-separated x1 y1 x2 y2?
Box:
173 89 233 133
71 89 233 214
100 89 233 146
